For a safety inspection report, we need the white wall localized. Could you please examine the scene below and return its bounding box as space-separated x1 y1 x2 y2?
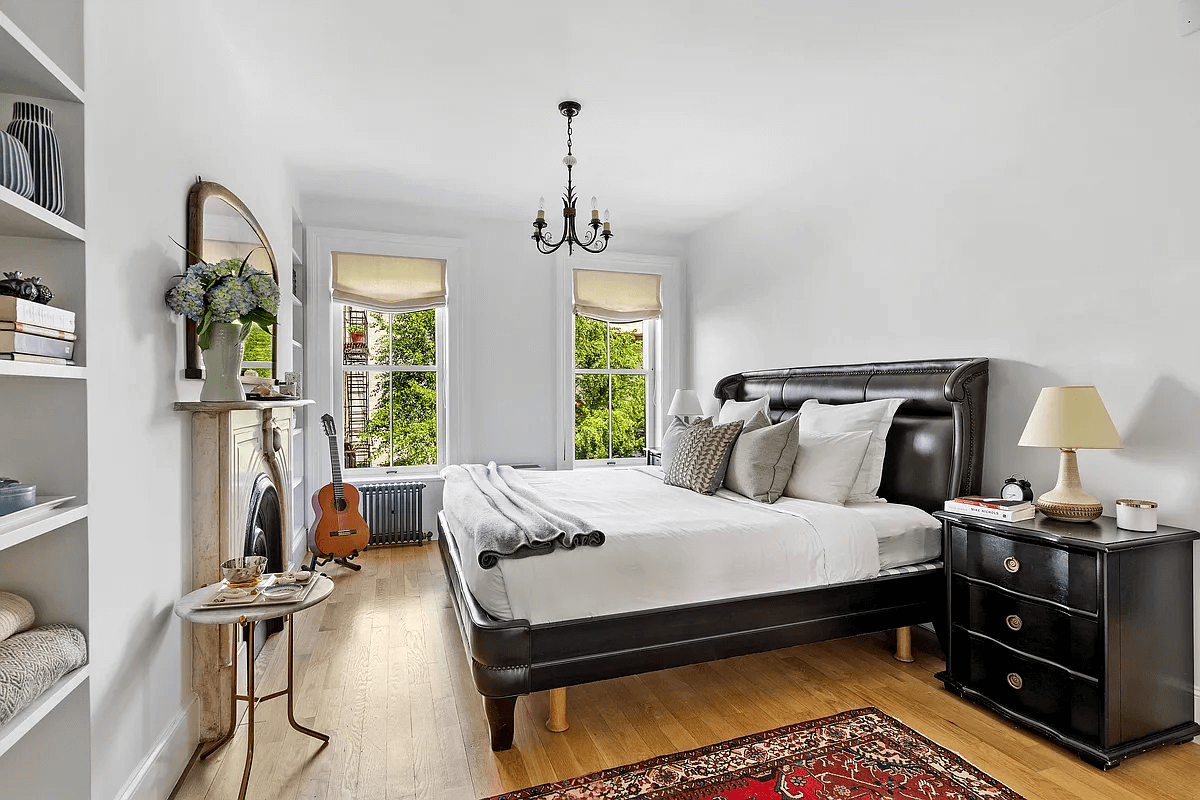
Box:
86 2 295 798
301 197 686 478
688 0 1200 709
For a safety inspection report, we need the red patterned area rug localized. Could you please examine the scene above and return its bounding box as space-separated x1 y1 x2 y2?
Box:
489 707 1026 800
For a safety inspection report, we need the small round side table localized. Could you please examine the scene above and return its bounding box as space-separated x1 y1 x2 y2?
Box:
174 575 334 800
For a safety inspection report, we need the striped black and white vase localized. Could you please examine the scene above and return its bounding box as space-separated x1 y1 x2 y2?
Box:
0 131 33 200
5 102 64 216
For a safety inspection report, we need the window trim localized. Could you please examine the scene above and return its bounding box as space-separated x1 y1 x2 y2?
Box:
307 227 464 485
555 251 683 471
572 318 657 467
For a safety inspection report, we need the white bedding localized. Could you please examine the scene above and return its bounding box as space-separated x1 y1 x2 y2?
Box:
444 466 939 624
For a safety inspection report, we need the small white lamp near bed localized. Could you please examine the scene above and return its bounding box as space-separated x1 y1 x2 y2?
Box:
1018 385 1122 522
667 389 704 423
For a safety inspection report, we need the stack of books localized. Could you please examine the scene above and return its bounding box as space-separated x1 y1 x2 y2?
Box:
0 297 76 365
944 496 1035 522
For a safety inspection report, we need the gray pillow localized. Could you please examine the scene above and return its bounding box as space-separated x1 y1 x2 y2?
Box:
723 412 801 503
663 418 745 495
660 416 709 473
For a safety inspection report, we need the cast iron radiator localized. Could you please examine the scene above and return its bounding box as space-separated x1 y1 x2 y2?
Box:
358 481 429 546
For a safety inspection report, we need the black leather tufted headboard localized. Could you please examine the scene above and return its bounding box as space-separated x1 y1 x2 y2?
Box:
714 358 989 511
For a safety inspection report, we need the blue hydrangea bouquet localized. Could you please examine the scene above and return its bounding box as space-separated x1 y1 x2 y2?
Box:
166 250 280 349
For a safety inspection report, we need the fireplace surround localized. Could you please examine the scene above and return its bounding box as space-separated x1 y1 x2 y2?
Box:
175 398 314 739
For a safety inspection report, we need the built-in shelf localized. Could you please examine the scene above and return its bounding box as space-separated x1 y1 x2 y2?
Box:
292 475 303 490
0 502 86 553
0 11 84 104
291 339 302 349
0 361 85 379
292 247 302 265
292 425 302 437
0 666 88 760
0 185 85 241
291 295 302 308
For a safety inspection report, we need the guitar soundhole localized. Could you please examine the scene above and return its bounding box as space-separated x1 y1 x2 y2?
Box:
334 498 347 512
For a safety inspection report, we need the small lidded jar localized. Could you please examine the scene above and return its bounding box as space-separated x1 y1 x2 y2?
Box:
1115 499 1158 532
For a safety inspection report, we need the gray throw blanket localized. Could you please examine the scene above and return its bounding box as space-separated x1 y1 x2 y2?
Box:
441 462 605 569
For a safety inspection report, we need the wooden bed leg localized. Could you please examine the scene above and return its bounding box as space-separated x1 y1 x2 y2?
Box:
894 626 915 663
484 696 517 751
546 687 569 733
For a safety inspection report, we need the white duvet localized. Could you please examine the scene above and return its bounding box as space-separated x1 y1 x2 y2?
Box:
444 466 883 624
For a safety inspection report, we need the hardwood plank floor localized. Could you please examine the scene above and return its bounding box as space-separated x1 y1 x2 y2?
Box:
172 545 1200 800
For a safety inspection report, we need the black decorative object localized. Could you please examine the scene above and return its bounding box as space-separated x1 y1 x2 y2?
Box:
0 272 52 304
532 101 614 255
1001 473 1034 502
6 102 65 216
0 130 33 199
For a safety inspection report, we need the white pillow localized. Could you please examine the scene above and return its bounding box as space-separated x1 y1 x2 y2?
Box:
718 395 770 425
784 430 872 505
798 398 905 503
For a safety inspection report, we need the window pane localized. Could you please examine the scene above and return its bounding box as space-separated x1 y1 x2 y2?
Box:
575 373 610 460
611 374 647 458
241 322 272 378
609 321 644 369
343 370 388 468
342 306 386 366
574 314 608 369
392 309 436 366
382 371 437 466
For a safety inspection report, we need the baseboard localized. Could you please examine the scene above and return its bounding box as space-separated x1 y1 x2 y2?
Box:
114 696 198 800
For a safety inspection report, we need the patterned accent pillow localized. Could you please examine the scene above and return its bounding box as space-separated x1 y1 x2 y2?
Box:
664 418 745 495
0 591 34 642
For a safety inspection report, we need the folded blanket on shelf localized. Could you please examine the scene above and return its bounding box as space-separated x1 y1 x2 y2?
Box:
441 462 604 569
0 623 88 726
0 591 34 642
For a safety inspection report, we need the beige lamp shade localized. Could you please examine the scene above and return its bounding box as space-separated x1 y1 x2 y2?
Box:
1018 386 1122 450
573 269 662 323
668 389 703 417
332 252 447 313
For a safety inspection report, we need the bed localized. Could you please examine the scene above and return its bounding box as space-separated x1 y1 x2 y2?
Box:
438 358 989 750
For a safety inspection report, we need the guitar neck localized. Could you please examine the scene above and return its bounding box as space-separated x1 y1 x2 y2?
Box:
328 432 345 503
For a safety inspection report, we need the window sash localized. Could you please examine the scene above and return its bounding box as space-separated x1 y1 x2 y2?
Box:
573 315 655 464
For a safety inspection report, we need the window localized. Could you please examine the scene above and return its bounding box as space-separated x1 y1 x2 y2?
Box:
340 305 439 469
574 315 655 462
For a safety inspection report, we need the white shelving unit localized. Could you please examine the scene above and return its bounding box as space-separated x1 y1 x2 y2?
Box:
0 3 90 797
289 209 310 565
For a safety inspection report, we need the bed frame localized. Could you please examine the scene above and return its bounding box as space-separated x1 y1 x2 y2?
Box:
438 357 990 750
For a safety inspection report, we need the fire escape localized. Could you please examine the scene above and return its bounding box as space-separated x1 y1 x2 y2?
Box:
342 308 372 468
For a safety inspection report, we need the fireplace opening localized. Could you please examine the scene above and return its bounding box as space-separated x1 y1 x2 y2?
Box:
245 472 284 657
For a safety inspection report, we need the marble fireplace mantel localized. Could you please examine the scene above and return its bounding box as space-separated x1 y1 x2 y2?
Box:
176 397 314 739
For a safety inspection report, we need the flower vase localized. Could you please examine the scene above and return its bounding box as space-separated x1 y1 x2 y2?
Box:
6 102 64 215
200 322 246 402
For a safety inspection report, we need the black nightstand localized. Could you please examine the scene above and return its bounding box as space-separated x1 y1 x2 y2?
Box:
934 511 1200 769
645 447 661 466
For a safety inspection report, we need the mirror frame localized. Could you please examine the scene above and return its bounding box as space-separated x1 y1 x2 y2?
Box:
184 179 279 379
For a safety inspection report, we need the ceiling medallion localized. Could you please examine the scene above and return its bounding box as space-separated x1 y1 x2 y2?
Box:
532 101 613 255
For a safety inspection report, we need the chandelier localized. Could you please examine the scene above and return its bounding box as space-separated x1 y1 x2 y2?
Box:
532 101 613 255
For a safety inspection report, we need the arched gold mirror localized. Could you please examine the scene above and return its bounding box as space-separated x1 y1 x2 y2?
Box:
184 179 279 379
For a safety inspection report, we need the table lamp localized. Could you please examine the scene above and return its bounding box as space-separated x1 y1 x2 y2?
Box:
1018 385 1122 522
667 389 703 423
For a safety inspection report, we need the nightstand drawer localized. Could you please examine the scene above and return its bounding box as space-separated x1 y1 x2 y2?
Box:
953 577 1101 677
950 526 1098 613
953 627 1100 743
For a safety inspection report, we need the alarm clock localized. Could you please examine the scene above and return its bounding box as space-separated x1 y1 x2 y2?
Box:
1001 474 1034 502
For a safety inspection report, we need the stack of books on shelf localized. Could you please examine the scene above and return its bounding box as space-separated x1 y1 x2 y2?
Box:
0 297 76 365
944 496 1035 522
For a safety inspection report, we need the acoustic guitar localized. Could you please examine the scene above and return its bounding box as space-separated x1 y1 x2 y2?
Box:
310 413 370 567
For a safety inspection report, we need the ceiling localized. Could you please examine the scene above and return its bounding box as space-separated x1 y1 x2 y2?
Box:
215 0 1121 235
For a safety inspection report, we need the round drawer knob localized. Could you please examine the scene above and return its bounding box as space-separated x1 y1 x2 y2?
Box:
1006 614 1023 631
1003 557 1020 573
1007 672 1023 690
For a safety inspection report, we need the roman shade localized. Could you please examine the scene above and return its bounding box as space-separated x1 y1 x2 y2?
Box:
573 269 661 323
332 252 447 313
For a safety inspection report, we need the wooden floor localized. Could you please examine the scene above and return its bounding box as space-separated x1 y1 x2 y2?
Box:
172 545 1200 800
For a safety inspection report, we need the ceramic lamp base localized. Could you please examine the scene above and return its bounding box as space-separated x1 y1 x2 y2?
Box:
1036 448 1103 522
